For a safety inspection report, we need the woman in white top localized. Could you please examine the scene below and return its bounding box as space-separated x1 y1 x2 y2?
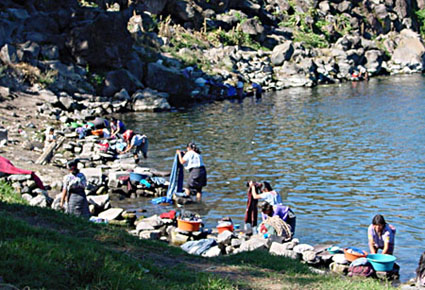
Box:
176 142 207 200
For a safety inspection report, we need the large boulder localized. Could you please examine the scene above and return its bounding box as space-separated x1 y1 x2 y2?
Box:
365 50 383 75
270 41 294 66
145 62 194 105
131 88 171 111
391 29 425 70
141 0 169 14
66 12 133 69
0 44 18 65
195 0 230 13
166 0 204 29
240 18 265 41
103 69 143 97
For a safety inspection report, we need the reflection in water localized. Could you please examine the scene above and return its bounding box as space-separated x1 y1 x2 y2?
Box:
117 75 425 280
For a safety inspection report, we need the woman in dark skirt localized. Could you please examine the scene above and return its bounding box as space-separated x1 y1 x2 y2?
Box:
176 142 207 201
60 160 90 218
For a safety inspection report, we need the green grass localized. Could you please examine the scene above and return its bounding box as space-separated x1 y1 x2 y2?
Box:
0 181 394 289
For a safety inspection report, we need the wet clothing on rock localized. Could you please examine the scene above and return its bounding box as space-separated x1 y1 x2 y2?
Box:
63 172 90 218
181 238 217 256
368 224 396 254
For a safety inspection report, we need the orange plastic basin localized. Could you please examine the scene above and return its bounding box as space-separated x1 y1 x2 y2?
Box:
217 225 234 234
177 219 201 232
344 248 367 262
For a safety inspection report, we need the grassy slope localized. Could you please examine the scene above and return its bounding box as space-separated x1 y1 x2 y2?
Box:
0 181 393 289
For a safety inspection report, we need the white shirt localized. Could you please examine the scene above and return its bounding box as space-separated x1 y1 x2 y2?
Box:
182 150 204 170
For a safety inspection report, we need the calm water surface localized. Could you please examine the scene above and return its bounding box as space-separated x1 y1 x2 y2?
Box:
118 75 425 280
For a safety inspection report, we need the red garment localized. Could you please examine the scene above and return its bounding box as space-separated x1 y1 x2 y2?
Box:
0 155 45 190
160 210 176 220
244 188 258 226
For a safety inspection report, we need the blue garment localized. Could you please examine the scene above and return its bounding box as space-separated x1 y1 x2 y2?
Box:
152 153 184 204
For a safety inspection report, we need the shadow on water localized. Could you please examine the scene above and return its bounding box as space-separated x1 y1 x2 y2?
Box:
117 74 425 281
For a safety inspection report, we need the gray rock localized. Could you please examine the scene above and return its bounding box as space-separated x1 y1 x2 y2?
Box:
87 194 110 209
132 88 171 112
202 245 222 257
41 45 60 60
30 194 48 208
138 215 164 228
365 50 383 75
0 128 7 142
6 8 29 20
145 62 194 104
293 243 314 254
302 250 319 263
59 94 76 111
329 262 349 274
217 230 234 245
240 18 264 39
8 174 31 182
142 0 169 14
114 88 131 101
66 12 133 69
103 69 143 97
332 253 349 265
337 1 352 13
0 43 18 64
270 41 294 66
269 243 300 259
98 208 124 221
139 230 162 240
21 193 33 202
392 29 425 69
231 238 242 248
38 90 59 105
239 236 268 252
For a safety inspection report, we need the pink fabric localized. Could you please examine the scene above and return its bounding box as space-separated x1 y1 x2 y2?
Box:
0 155 45 190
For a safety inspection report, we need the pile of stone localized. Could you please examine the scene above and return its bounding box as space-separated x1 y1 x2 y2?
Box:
0 173 53 207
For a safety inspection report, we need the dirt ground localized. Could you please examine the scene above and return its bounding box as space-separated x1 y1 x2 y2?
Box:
0 90 67 191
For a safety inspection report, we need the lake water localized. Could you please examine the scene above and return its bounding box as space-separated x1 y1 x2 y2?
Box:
117 74 425 281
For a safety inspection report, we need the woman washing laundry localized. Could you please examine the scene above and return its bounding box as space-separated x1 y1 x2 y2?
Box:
260 201 296 235
368 214 396 255
176 142 207 201
248 181 283 205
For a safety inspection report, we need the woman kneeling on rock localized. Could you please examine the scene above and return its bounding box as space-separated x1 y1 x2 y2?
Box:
368 214 396 255
60 160 90 218
260 201 296 236
176 142 207 201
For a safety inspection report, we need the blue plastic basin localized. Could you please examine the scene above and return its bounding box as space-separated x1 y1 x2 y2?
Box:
130 172 148 182
366 254 396 272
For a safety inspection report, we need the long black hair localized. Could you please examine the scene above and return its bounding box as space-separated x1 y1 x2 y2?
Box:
187 142 201 154
263 181 273 191
372 214 386 226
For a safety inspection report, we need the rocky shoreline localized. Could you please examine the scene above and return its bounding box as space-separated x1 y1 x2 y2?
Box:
1 0 425 114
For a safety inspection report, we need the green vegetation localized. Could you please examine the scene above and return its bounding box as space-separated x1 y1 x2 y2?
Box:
416 9 425 37
0 182 394 289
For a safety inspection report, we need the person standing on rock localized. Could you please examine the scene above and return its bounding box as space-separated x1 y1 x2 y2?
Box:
176 142 207 201
60 160 90 218
121 130 148 162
